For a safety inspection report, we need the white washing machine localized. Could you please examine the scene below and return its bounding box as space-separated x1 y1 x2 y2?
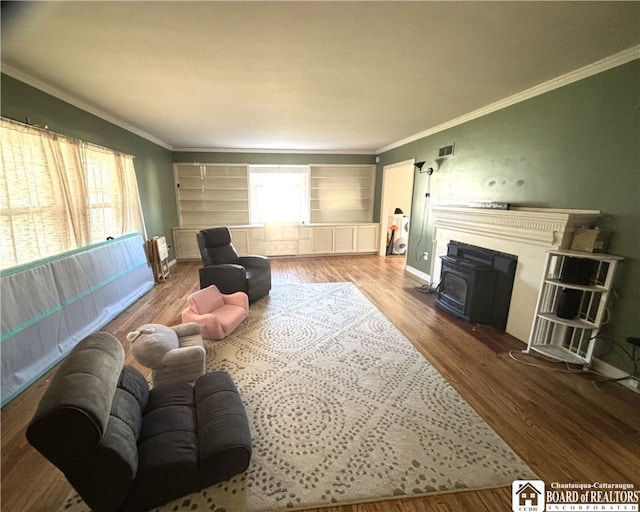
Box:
387 214 410 255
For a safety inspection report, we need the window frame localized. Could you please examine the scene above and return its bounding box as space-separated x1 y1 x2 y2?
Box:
248 165 310 225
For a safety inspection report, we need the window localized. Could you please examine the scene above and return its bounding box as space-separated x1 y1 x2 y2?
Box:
86 147 117 242
0 118 145 270
249 166 310 224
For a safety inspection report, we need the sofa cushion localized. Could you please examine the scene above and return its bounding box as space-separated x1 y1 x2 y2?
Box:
117 365 150 415
205 244 240 265
69 412 139 512
123 381 200 512
195 372 252 485
70 366 149 512
26 332 124 473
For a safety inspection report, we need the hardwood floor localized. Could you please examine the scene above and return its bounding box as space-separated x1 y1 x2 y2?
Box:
2 255 639 512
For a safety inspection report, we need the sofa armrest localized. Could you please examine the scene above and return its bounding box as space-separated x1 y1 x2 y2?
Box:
172 322 202 338
223 291 249 310
239 255 270 270
199 264 247 293
194 372 252 481
162 345 206 366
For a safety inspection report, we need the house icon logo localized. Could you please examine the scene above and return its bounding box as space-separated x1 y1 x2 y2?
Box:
512 480 545 512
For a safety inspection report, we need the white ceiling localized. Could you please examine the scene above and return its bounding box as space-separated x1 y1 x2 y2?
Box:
2 1 639 153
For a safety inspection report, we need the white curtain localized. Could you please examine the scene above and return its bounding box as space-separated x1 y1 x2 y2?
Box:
84 143 145 241
0 117 145 270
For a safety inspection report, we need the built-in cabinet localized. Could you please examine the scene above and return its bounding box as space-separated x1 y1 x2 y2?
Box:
172 224 380 260
172 162 378 259
526 249 622 366
174 163 375 228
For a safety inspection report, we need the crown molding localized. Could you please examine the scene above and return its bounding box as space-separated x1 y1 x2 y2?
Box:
172 147 376 155
377 45 640 154
5 44 638 157
2 65 375 156
1 64 173 151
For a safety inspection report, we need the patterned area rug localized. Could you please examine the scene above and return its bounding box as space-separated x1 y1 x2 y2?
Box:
62 282 536 512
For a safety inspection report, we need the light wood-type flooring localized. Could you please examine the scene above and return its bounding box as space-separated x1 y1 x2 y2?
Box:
2 255 639 512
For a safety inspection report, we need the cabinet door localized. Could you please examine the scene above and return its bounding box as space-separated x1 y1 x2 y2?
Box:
229 228 249 255
247 228 265 255
357 225 379 252
172 228 200 260
299 226 313 255
335 226 357 253
313 227 335 253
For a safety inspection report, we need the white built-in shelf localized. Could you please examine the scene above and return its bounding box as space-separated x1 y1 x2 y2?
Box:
309 165 375 224
174 164 250 226
526 249 622 367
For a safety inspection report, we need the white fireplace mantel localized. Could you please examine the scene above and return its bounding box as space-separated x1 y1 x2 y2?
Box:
429 206 601 342
431 206 602 248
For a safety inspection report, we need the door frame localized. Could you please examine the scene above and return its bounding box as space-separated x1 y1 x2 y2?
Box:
378 159 416 257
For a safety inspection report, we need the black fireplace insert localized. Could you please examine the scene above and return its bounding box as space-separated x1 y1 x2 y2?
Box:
435 241 518 330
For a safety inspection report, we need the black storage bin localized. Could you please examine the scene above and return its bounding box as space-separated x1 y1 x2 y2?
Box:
556 288 582 319
560 257 597 285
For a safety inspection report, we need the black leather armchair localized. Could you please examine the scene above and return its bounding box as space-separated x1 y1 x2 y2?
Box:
197 227 271 303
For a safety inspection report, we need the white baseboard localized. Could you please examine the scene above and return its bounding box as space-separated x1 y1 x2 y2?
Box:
405 265 431 285
591 358 640 393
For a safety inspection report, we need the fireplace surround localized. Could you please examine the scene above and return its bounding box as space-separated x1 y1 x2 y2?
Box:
426 207 602 342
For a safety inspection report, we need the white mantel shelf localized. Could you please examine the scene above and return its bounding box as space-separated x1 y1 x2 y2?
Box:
430 206 602 343
431 206 602 248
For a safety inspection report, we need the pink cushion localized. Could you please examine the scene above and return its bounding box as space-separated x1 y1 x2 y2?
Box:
187 285 225 314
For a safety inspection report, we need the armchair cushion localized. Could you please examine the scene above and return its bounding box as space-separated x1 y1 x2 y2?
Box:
197 227 240 265
182 285 249 340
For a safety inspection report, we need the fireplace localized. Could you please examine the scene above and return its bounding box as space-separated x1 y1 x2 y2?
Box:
435 241 517 330
423 206 602 342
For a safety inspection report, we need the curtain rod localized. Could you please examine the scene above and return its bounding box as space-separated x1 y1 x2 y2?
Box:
1 116 135 159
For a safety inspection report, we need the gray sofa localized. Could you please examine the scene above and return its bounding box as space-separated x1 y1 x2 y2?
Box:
26 331 252 512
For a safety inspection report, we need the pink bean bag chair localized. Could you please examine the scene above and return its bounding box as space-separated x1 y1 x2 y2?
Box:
181 285 249 340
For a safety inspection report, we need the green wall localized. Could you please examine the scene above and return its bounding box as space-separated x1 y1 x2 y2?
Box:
1 73 177 258
3 60 638 374
378 59 640 374
1 74 376 261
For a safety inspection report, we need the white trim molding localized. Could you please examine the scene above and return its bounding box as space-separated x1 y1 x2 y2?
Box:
431 206 603 248
1 65 173 151
592 358 640 394
405 265 431 285
378 45 640 154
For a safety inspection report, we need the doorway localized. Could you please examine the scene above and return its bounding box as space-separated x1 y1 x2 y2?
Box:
378 160 415 258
